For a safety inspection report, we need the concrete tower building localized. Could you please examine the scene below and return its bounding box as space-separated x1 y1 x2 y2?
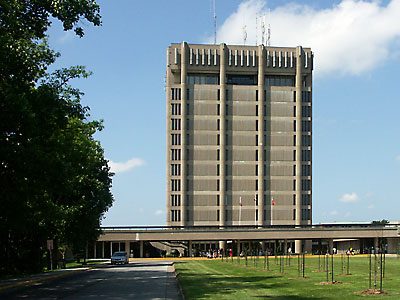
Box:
166 43 312 231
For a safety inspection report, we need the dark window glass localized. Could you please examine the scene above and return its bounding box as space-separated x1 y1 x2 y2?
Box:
227 74 257 85
187 74 219 84
265 75 295 86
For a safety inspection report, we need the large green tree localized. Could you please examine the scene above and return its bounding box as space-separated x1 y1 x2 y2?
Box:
0 1 113 274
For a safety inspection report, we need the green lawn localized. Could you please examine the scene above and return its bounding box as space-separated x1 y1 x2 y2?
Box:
175 255 400 299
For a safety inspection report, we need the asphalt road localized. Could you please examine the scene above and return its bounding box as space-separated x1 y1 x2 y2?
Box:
3 261 183 300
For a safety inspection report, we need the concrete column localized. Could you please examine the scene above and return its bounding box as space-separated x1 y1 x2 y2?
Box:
219 43 227 227
258 45 266 226
219 241 226 252
102 241 105 258
94 242 97 259
125 241 130 258
284 240 288 254
237 240 241 256
295 240 302 254
188 241 193 257
374 237 379 251
139 241 144 258
294 46 303 255
328 239 334 254
110 242 113 257
180 42 188 226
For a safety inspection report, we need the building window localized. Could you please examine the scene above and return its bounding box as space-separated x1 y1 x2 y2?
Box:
171 149 181 161
226 74 257 85
301 194 311 206
217 210 220 221
255 150 258 161
301 150 311 161
171 118 181 130
301 208 311 220
302 91 311 103
302 105 312 117
171 103 181 116
255 105 258 116
293 135 296 146
265 75 295 86
217 195 220 206
255 135 258 146
171 134 181 145
302 179 311 191
256 90 259 102
187 74 219 84
302 164 311 176
302 120 311 132
217 89 220 100
171 88 181 100
293 209 296 220
302 134 311 146
171 164 181 176
255 165 258 176
217 134 220 145
293 194 296 205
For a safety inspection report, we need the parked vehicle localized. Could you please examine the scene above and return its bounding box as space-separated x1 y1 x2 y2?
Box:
111 251 129 265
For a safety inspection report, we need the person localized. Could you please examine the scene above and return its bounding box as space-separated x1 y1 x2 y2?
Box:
229 248 233 257
288 247 292 255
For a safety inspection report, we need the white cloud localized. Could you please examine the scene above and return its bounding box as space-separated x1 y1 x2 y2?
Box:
395 154 400 161
212 0 400 76
330 210 338 216
155 209 164 216
108 158 145 174
367 204 375 209
339 192 359 203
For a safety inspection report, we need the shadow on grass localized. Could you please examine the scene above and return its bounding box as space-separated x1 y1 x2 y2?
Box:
176 262 326 300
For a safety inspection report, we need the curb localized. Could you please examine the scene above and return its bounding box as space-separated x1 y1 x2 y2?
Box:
172 262 185 300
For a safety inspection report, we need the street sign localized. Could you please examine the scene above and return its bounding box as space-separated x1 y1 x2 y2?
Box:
47 239 54 251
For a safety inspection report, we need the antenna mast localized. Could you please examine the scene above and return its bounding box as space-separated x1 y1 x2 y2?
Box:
261 14 266 45
255 15 258 45
267 9 271 47
212 0 217 44
242 25 247 45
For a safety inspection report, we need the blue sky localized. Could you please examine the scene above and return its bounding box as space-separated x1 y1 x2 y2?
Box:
48 0 400 226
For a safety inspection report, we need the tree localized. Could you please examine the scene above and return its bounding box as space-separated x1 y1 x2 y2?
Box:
0 1 113 274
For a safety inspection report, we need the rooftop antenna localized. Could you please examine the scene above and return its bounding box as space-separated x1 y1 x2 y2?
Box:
242 24 247 45
255 14 258 45
212 0 217 44
267 9 271 47
261 14 266 45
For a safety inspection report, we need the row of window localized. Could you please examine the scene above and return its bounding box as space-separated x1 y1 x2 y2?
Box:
171 179 181 191
171 163 311 177
171 210 181 222
171 133 181 145
171 148 311 162
171 194 181 206
169 208 311 222
184 74 301 87
171 88 181 100
171 89 311 107
171 164 181 176
171 118 181 130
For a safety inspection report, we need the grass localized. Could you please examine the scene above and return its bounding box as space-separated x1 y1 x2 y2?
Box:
175 255 400 299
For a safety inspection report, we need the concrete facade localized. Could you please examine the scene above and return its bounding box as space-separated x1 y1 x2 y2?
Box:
166 43 313 227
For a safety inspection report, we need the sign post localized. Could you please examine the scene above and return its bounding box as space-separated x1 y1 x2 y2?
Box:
47 240 54 270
